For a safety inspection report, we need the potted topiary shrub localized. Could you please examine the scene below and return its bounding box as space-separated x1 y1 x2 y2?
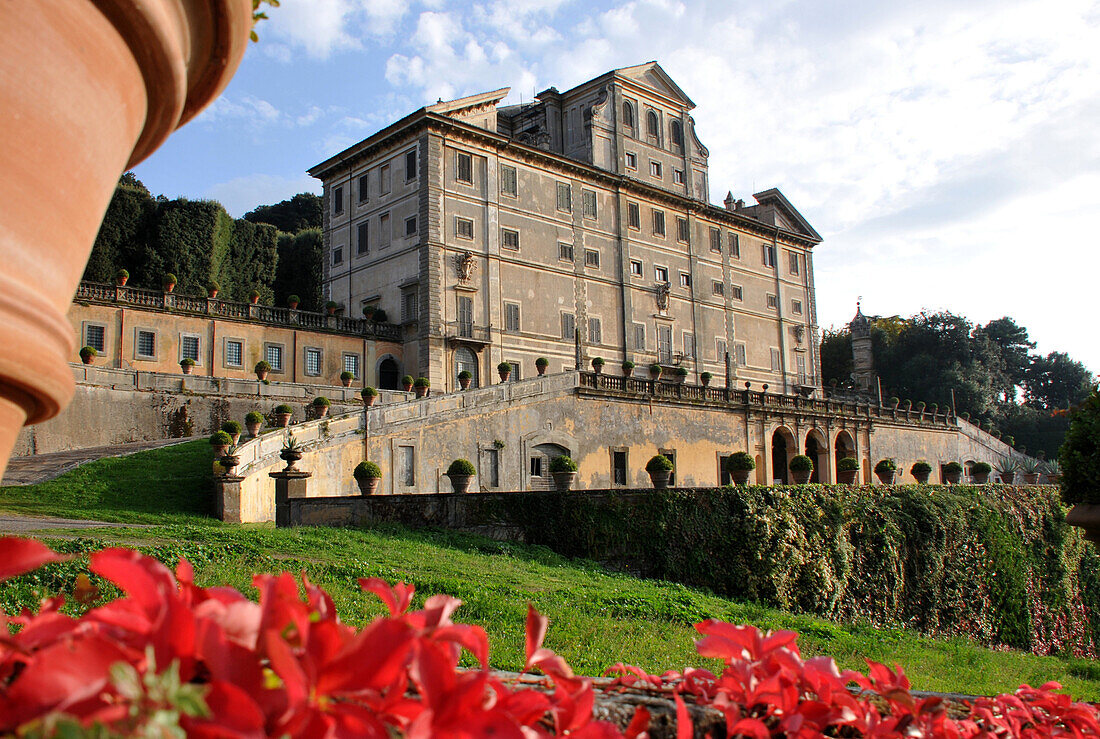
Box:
179 357 196 375
498 362 512 382
591 357 605 374
413 377 430 398
325 300 338 315
220 445 240 477
621 360 635 377
115 269 129 287
700 371 713 387
673 366 689 384
646 454 674 489
288 294 300 310
250 289 262 305
837 457 860 485
910 460 933 484
353 460 382 495
446 458 476 493
361 386 378 407
971 461 992 484
340 370 355 388
79 346 97 365
724 451 755 486
649 363 662 380
548 455 578 491
208 281 220 299
535 357 549 376
362 305 376 320
245 411 264 438
311 396 331 419
874 458 897 485
210 430 232 459
943 461 963 484
915 401 926 420
280 433 302 471
1018 457 1042 485
274 404 293 428
221 420 242 446
254 360 271 381
372 309 388 323
163 273 177 293
789 454 814 484
1062 389 1100 543
994 457 1017 484
458 370 472 390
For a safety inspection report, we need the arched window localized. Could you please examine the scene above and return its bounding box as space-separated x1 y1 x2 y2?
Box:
378 357 401 390
455 347 478 389
646 110 660 140
622 101 634 132
670 119 683 149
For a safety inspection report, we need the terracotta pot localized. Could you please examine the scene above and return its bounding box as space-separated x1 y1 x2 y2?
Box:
552 471 577 492
730 469 752 486
875 470 896 485
999 471 1015 485
229 433 240 446
164 282 176 293
622 366 633 377
341 376 353 387
498 370 511 383
357 476 381 495
972 471 990 484
537 365 548 376
459 377 472 390
1021 472 1040 485
312 405 329 419
275 412 292 428
592 363 603 374
220 454 239 476
246 421 262 438
363 395 377 407
211 444 227 458
649 369 662 381
701 376 711 387
288 301 299 310
0 0 252 478
256 369 269 381
181 363 193 375
280 448 302 472
791 469 812 485
209 289 219 299
402 382 413 392
326 306 336 315
80 355 94 365
1067 503 1100 546
414 385 428 398
837 469 859 485
116 276 128 287
648 470 671 490
252 296 261 305
913 471 931 484
448 473 474 494
945 470 963 484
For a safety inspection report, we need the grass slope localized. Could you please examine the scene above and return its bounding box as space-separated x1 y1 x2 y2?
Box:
3 442 1100 700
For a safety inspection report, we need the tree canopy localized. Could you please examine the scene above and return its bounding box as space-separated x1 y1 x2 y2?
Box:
243 193 322 234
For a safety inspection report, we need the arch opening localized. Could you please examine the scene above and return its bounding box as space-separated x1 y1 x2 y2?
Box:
771 427 796 485
378 357 401 390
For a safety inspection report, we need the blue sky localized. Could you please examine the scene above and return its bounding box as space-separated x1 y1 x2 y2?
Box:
133 0 1100 373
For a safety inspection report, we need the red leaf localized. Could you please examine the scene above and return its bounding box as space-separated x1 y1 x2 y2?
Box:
624 706 652 738
674 692 693 739
0 537 68 581
359 577 415 616
525 603 549 667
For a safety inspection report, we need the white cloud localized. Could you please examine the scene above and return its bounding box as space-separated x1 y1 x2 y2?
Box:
206 173 320 218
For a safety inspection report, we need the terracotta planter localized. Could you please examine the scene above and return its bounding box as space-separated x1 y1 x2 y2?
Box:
252 296 262 305
999 471 1015 485
164 283 176 293
791 469 812 485
592 363 603 375
875 470 896 485
81 355 94 365
448 473 474 494
402 382 414 393
1066 503 1100 546
288 301 299 310
116 276 128 287
211 444 228 458
1021 472 1040 485
363 395 377 408
972 471 990 484
649 369 662 381
648 470 671 490
552 471 577 492
356 476 381 496
275 412 292 428
701 376 711 387
280 448 302 472
256 369 269 381
312 405 329 419
837 470 859 485
945 470 963 484
537 365 548 376
220 454 240 476
326 306 336 315
341 376 353 387
414 385 428 398
246 421 261 438
0 0 252 478
730 469 752 486
498 370 511 383
180 363 193 375
209 289 219 299
459 377 472 390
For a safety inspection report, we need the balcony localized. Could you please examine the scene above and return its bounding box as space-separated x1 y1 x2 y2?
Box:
444 321 492 346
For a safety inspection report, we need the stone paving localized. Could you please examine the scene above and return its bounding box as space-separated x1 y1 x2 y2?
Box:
0 437 195 487
0 514 141 533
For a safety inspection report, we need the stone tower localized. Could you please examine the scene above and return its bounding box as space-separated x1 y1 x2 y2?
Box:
850 302 875 392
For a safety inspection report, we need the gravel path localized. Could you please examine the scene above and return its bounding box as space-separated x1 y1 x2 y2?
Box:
1 437 194 487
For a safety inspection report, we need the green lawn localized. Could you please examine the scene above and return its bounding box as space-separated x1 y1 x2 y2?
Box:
3 442 1100 700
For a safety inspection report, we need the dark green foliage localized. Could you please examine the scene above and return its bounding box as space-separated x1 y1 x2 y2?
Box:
911 461 933 477
725 452 756 472
789 455 814 472
838 457 860 472
179 357 195 367
209 431 232 446
340 371 354 381
1060 388 1100 505
354 461 382 480
875 459 897 473
273 229 324 311
457 370 472 380
592 357 605 367
944 462 963 474
646 455 673 473
819 328 853 386
79 346 96 360
312 396 330 407
1026 353 1093 411
245 411 265 424
255 361 271 373
274 404 292 415
83 180 156 283
549 456 578 473
536 357 550 368
973 461 992 475
447 459 476 476
401 375 414 386
413 377 430 388
360 387 378 398
497 362 511 373
221 420 242 435
243 192 322 234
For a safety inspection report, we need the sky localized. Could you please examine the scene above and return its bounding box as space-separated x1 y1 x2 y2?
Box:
133 0 1099 373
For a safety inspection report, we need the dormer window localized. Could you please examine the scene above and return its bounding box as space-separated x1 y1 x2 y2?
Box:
670 119 683 150
622 101 635 134
646 110 660 141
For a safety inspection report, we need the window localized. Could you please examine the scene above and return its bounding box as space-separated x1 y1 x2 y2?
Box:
180 335 200 363
659 448 676 485
652 209 665 236
792 299 803 315
405 216 417 237
627 202 640 229
500 164 517 197
402 288 418 322
797 354 808 384
646 110 659 140
731 285 743 301
588 316 602 345
657 325 672 363
357 222 369 255
456 151 472 183
582 189 597 219
625 151 637 170
676 217 689 243
556 182 572 212
561 312 575 341
380 213 390 247
332 186 343 214
405 148 417 181
485 448 500 488
612 450 628 486
455 347 478 388
332 246 343 265
788 250 800 275
456 216 474 240
770 348 781 372
670 119 683 149
457 295 473 336
629 259 643 277
264 343 283 372
343 353 360 379
132 327 153 359
679 272 691 288
305 348 322 376
399 445 415 486
622 101 635 132
683 332 695 358
712 280 724 296
505 302 520 333
508 361 521 381
585 249 600 269
735 343 747 366
673 169 685 185
225 339 243 367
380 164 391 194
654 265 668 282
762 244 776 268
728 232 740 258
766 293 778 310
710 227 721 253
529 456 543 478
84 324 105 353
716 339 727 362
358 174 369 202
501 228 519 251
634 323 646 351
649 160 662 178
558 242 574 262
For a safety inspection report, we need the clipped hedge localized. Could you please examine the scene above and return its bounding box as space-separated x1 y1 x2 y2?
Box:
467 484 1100 657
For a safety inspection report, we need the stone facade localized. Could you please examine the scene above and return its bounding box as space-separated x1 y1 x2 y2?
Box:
310 63 823 396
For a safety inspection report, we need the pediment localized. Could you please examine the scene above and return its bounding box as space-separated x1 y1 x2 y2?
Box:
752 188 822 242
615 62 695 109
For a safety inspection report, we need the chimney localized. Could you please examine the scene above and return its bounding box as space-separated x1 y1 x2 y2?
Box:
723 191 735 210
735 199 745 210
